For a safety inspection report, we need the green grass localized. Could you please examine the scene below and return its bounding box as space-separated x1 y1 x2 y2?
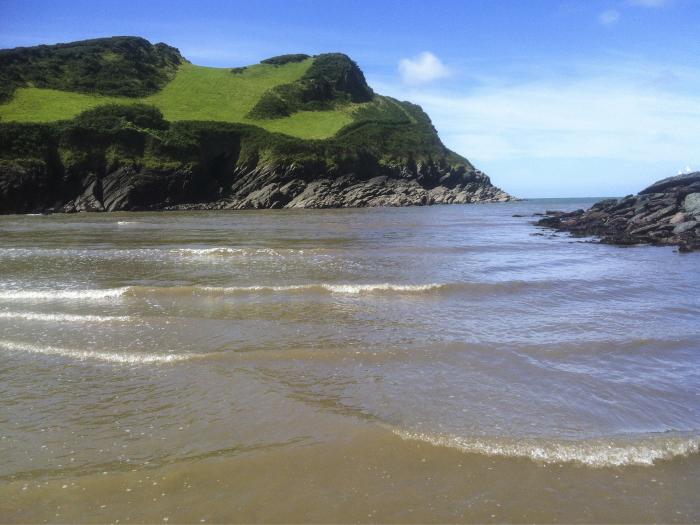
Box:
0 61 355 139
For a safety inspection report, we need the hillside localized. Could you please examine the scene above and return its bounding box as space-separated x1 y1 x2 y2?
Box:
0 37 511 213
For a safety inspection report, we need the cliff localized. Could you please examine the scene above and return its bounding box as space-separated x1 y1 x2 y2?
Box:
0 37 511 213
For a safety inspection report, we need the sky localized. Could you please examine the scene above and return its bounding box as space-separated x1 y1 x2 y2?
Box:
1 0 699 197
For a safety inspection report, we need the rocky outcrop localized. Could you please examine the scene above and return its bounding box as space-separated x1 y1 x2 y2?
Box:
536 173 700 252
47 161 510 214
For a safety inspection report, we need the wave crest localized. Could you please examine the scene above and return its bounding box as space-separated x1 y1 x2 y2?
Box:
0 280 545 302
200 283 447 295
0 288 128 301
0 340 196 365
393 429 700 468
0 312 130 323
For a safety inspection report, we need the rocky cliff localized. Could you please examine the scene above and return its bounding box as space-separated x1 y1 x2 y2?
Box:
0 37 512 214
536 173 700 252
0 142 509 214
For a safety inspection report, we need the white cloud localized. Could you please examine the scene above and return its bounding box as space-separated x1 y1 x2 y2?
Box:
599 9 621 25
398 52 451 85
374 62 700 165
626 0 670 7
372 59 700 195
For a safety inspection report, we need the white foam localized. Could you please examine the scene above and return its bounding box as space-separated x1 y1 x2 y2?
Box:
321 283 445 294
393 429 700 468
172 247 247 256
0 247 307 259
0 340 195 365
199 283 447 295
0 288 129 301
171 247 306 257
0 312 130 323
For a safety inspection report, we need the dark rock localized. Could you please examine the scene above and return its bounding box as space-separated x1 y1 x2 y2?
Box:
13 158 512 215
684 193 700 216
536 173 700 252
639 172 700 195
673 221 698 235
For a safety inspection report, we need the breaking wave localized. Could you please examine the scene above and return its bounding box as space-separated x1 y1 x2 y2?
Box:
171 247 310 257
0 280 554 302
0 288 129 301
392 429 700 468
0 311 130 322
0 340 197 365
199 283 448 295
0 246 314 259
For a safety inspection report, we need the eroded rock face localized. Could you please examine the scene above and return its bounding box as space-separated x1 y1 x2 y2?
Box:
15 160 511 214
536 172 700 252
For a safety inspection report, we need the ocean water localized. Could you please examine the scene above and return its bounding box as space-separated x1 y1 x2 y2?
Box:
0 200 698 523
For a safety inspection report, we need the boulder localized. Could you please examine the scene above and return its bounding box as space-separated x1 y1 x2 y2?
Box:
673 221 698 235
683 193 700 216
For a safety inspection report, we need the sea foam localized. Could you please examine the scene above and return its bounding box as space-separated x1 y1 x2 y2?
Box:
0 280 541 303
0 288 129 301
0 340 195 365
0 311 130 323
196 283 447 295
392 429 700 467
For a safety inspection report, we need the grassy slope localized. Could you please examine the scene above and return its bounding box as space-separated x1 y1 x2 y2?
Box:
0 60 355 139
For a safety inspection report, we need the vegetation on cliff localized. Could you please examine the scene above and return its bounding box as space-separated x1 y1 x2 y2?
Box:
0 36 183 103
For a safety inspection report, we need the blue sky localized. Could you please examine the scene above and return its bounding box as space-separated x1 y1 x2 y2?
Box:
1 0 699 197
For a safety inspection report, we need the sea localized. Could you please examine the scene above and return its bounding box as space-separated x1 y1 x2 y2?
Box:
0 199 698 523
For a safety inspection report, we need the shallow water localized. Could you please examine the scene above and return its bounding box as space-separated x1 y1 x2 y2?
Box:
0 201 698 523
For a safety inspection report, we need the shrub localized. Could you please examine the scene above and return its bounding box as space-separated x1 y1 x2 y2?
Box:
260 54 310 66
71 104 168 131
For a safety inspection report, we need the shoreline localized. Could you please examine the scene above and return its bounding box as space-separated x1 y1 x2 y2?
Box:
2 423 698 523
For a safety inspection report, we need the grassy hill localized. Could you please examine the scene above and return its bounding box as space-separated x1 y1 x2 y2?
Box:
0 60 361 139
0 39 403 140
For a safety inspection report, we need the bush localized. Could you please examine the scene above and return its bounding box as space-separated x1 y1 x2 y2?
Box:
247 92 291 119
71 104 168 131
260 54 310 66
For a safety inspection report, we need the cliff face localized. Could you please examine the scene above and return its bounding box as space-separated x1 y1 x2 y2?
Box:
66 163 508 213
536 173 700 252
0 118 509 214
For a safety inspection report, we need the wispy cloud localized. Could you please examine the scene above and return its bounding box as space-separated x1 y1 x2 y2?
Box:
373 61 700 195
398 52 451 85
626 0 670 7
599 9 621 25
375 61 700 164
596 0 671 27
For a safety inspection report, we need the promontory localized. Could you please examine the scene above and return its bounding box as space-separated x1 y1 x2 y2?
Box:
0 36 511 214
